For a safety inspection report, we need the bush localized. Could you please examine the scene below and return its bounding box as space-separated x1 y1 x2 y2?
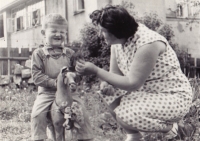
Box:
73 23 110 83
79 23 110 69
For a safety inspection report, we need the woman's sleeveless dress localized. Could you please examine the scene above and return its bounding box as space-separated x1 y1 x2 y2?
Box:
102 24 193 131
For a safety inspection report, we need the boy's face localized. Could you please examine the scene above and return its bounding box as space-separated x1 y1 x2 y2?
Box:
42 23 67 47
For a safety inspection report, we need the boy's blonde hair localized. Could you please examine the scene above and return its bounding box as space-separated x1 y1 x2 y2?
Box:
42 13 68 29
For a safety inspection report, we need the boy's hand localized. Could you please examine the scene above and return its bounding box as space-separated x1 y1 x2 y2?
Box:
100 81 115 96
66 72 77 92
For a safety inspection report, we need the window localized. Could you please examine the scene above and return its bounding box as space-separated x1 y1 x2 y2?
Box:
17 16 24 31
32 9 40 26
27 0 45 28
11 0 45 31
12 5 26 31
74 0 85 12
0 15 4 38
175 0 200 18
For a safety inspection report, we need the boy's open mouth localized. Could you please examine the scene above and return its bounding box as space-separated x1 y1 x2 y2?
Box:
53 37 62 40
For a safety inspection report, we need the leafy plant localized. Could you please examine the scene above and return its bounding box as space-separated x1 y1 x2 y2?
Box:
0 79 200 140
74 23 111 84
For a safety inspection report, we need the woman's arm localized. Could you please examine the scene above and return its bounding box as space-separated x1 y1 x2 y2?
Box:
109 46 123 75
95 41 166 91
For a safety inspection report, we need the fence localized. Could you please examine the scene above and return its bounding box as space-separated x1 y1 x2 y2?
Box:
0 47 36 75
0 47 199 77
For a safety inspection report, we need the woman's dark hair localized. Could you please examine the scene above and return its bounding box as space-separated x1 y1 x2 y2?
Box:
90 5 138 39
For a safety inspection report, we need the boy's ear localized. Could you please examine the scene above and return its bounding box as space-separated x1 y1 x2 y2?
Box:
41 30 45 36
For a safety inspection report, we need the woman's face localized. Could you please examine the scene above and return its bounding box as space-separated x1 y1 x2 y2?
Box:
98 25 118 46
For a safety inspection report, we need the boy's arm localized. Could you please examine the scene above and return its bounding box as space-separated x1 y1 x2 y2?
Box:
31 49 56 88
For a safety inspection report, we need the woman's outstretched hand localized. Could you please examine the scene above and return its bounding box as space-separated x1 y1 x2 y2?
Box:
100 81 115 96
75 59 98 75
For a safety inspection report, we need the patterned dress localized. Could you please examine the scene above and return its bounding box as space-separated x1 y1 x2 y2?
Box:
102 23 193 131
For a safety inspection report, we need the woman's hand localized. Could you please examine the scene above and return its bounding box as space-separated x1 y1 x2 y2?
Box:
100 81 115 96
75 60 98 75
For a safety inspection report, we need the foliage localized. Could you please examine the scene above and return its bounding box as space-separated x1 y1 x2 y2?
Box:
79 23 110 69
0 79 200 141
73 23 110 83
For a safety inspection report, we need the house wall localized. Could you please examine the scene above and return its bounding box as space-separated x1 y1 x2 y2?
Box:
112 0 166 21
67 0 98 42
10 25 43 48
2 0 46 49
97 0 111 9
1 0 199 59
164 0 200 59
111 0 200 59
45 0 66 17
167 19 200 59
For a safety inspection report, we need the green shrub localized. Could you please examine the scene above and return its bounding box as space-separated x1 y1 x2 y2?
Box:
73 23 110 83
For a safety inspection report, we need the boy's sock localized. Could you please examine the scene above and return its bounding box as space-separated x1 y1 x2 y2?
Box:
164 122 178 139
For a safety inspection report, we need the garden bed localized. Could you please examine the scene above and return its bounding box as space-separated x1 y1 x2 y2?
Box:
0 81 200 141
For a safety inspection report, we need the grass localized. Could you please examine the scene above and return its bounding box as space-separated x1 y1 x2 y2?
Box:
0 79 200 141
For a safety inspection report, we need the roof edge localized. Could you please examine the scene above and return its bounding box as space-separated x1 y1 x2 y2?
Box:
0 0 26 13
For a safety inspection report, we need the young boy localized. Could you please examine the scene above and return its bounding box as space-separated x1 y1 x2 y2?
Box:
31 13 93 141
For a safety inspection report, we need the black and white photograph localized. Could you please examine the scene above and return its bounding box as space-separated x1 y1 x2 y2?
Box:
0 0 200 141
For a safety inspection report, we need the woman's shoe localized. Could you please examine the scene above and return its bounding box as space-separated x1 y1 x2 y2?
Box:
164 122 178 140
125 133 143 141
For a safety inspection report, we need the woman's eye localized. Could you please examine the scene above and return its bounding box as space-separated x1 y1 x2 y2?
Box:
52 30 57 33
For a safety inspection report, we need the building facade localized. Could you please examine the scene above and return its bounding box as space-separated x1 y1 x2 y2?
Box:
0 0 199 75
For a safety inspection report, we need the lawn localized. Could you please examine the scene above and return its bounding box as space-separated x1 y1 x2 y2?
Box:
0 79 200 141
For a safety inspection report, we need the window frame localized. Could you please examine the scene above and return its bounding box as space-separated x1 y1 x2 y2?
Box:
16 16 24 31
27 0 45 28
74 0 85 15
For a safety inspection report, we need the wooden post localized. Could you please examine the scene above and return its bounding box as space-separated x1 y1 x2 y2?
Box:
29 46 32 57
194 58 197 78
8 46 10 77
19 47 21 64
